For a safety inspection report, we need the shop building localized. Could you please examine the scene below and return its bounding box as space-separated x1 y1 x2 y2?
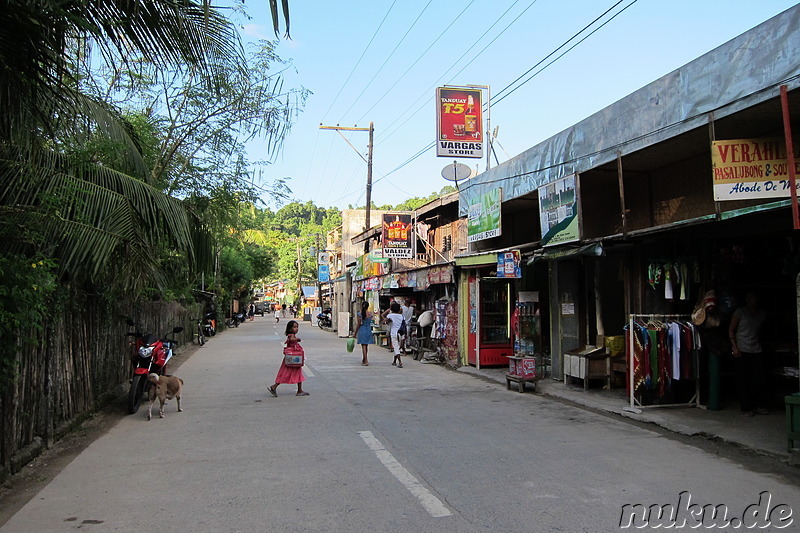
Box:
349 192 464 363
456 6 800 410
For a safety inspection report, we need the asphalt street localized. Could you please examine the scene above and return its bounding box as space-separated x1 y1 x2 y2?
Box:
1 316 799 532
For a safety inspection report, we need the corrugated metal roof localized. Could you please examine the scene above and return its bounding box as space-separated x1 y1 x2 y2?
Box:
459 6 800 215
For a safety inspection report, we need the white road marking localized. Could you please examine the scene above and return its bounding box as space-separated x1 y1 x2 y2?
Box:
358 431 452 518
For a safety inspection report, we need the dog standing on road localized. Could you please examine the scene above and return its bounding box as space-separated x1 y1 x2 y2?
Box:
147 373 183 421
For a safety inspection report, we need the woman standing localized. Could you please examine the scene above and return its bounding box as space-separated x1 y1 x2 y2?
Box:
354 301 375 366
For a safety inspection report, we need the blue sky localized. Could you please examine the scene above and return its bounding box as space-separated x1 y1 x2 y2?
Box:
234 0 798 211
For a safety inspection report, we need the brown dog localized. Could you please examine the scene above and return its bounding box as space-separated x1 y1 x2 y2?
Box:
147 373 183 420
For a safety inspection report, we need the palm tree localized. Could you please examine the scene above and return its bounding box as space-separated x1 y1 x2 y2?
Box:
0 0 244 291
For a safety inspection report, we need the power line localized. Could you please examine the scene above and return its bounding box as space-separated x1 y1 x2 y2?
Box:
337 0 435 123
376 0 539 146
355 0 477 125
320 0 398 123
492 0 635 104
376 0 639 178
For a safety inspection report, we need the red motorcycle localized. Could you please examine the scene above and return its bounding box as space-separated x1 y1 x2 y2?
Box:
126 320 183 414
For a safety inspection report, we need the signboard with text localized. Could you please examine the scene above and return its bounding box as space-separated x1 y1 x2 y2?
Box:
711 138 800 200
467 188 502 242
436 87 484 158
539 175 579 247
382 213 414 259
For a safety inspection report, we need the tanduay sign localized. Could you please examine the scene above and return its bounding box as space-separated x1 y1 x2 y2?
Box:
436 86 484 159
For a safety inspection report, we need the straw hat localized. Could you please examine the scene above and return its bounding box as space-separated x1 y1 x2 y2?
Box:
691 304 706 326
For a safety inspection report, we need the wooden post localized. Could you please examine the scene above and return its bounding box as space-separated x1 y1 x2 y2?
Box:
780 85 799 230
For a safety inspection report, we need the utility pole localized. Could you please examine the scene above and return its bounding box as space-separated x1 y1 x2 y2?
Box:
319 122 374 232
315 232 322 309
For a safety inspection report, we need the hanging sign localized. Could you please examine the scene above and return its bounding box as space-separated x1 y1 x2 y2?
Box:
539 175 579 247
436 87 484 158
497 251 521 278
382 213 414 259
711 138 800 200
318 264 330 282
467 188 502 242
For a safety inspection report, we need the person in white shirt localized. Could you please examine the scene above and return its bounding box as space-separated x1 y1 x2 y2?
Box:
399 298 415 354
381 302 405 367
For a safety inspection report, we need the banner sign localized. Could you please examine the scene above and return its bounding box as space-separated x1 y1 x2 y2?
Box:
539 175 579 247
711 138 800 200
467 188 502 242
497 251 521 278
436 87 484 158
382 213 414 259
318 264 330 282
353 253 387 281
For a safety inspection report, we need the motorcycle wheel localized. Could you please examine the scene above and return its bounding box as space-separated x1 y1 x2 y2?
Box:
209 327 216 337
318 320 324 329
127 374 148 414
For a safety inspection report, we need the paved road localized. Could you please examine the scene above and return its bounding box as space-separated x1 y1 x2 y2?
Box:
2 317 799 532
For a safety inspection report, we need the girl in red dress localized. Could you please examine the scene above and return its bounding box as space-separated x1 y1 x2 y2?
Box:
268 320 309 397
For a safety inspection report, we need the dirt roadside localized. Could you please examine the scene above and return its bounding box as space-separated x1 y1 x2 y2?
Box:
0 341 201 527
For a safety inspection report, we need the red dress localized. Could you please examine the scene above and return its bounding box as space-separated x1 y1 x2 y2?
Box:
274 334 305 384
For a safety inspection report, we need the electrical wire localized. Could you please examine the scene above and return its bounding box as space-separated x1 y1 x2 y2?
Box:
337 0 435 123
493 0 637 106
374 0 639 180
320 0 398 123
354 0 476 125
376 0 535 145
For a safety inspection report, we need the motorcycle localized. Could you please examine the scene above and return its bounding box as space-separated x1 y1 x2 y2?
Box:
203 312 217 337
317 308 332 329
127 324 183 414
225 310 245 328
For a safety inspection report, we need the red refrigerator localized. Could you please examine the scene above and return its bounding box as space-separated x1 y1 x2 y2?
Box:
469 277 513 367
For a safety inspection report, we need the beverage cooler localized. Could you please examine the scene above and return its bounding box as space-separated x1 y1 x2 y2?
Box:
468 278 513 366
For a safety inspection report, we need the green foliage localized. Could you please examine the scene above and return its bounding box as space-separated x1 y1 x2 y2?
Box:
0 253 57 389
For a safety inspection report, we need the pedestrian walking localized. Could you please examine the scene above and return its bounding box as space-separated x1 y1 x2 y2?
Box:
381 301 405 368
354 301 375 366
248 303 255 321
268 320 308 397
274 305 280 323
399 297 415 354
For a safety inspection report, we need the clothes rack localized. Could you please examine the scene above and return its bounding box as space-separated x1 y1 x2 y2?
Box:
625 313 700 414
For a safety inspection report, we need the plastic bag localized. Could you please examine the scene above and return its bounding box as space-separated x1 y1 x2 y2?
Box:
346 337 356 353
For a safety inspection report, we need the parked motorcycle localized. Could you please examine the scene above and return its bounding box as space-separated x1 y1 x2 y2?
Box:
317 308 332 329
225 311 245 328
127 324 183 414
203 312 217 337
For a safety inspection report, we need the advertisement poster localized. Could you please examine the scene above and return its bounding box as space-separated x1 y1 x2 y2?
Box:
711 138 800 200
436 87 484 158
382 213 414 259
318 264 330 282
539 175 579 247
467 188 502 242
496 251 521 278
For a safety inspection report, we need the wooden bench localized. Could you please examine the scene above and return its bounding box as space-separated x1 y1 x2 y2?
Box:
506 373 539 393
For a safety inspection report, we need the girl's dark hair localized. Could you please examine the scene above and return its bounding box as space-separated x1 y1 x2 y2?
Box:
361 301 369 319
390 302 401 313
285 320 298 335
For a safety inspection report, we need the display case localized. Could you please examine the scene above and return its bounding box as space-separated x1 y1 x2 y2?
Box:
473 278 512 366
514 301 542 356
